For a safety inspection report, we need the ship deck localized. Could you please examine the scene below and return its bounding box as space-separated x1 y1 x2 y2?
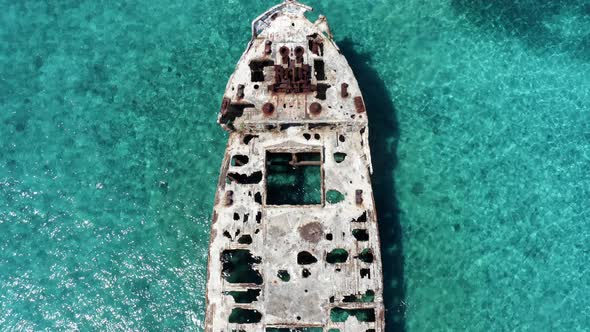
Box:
205 1 385 331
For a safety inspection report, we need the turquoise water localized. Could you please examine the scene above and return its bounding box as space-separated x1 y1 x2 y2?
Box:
1 0 589 330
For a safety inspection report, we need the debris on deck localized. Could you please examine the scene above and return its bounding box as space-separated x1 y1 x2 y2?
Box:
205 1 385 331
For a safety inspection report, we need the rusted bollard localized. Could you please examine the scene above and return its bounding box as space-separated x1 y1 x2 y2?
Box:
262 102 275 115
225 190 234 206
341 83 349 98
309 102 322 115
279 46 290 64
354 96 366 113
237 84 245 99
295 46 304 63
355 189 363 205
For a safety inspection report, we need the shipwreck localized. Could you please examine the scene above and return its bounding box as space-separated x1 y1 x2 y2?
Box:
205 1 385 331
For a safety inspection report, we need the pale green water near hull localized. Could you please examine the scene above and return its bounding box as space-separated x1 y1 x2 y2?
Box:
1 0 589 331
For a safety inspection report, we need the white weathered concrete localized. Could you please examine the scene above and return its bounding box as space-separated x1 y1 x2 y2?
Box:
205 1 384 331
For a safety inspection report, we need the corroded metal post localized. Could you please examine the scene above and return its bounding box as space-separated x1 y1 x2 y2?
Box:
205 1 385 331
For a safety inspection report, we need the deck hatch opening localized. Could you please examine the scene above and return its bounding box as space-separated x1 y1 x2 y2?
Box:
358 248 374 263
334 152 346 163
352 229 369 241
326 249 349 264
238 234 253 244
314 59 326 80
266 151 322 206
330 307 376 322
326 190 345 204
316 83 331 100
227 171 263 184
231 155 250 166
243 134 258 144
220 103 254 124
254 192 262 204
277 270 290 282
302 268 311 278
221 249 263 284
228 308 262 324
352 211 367 223
297 251 318 265
223 289 261 303
362 290 376 302
360 268 371 279
343 290 375 303
249 59 274 82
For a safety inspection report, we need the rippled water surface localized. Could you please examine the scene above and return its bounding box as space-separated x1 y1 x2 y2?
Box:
1 0 589 330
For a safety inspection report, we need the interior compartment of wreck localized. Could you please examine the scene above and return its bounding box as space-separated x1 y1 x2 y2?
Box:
206 1 384 331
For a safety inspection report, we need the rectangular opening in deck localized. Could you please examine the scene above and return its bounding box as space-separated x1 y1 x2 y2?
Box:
249 59 274 82
314 59 326 80
265 151 322 206
221 249 263 284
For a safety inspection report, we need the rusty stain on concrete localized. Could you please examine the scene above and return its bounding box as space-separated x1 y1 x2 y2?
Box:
205 1 385 331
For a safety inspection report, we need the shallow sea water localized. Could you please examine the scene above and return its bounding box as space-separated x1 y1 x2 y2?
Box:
1 0 589 331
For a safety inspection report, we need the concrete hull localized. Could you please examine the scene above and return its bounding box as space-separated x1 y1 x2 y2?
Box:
205 1 385 331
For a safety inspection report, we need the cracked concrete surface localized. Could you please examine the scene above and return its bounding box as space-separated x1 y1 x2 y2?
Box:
205 1 384 331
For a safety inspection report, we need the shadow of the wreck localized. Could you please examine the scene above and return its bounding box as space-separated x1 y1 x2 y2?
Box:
339 39 406 332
